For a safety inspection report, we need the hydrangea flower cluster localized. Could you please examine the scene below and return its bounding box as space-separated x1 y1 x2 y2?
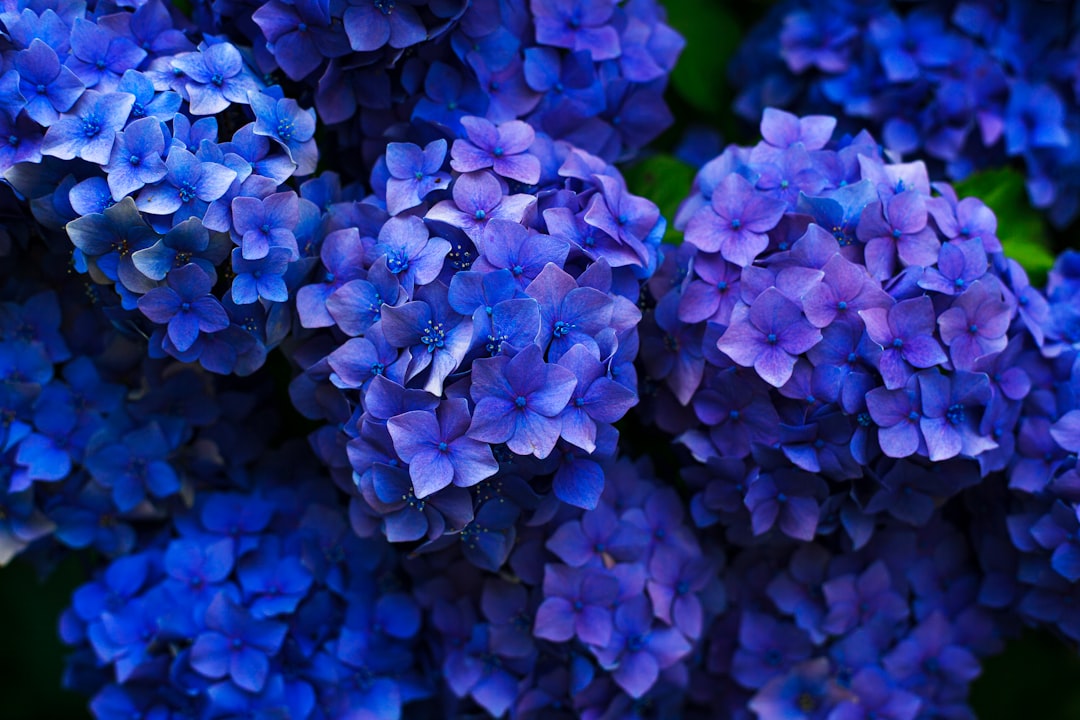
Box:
217 0 683 164
1 232 241 565
0 0 323 375
700 515 1004 720
645 107 1030 548
730 0 1080 226
60 460 432 720
401 456 722 717
988 251 1080 645
291 126 662 556
628 107 1080 718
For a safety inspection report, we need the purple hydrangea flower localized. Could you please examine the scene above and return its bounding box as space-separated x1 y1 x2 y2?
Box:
717 288 822 388
384 138 451 215
533 563 619 646
425 170 536 242
861 296 947 389
936 280 1011 370
857 190 941 280
373 215 450 294
684 173 787 267
386 397 498 497
468 343 576 459
451 117 541 185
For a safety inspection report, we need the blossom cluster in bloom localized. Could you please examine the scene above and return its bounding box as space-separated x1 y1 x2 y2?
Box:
731 0 1080 226
0 0 680 379
627 107 1080 718
290 129 663 558
221 0 683 164
645 107 1030 546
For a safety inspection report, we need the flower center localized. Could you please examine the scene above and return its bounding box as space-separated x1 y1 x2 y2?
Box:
421 320 445 352
515 395 527 408
178 182 197 203
946 403 966 426
387 253 410 275
81 115 101 138
276 118 294 142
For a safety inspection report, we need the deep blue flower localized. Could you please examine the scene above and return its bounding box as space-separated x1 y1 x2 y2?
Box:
103 116 168 200
253 0 351 81
136 146 238 222
230 247 291 304
173 42 259 115
250 92 317 175
131 216 230 283
373 215 450 294
343 0 426 53
67 17 147 91
137 263 229 352
65 197 158 295
534 563 618 647
189 592 288 692
591 595 691 698
84 422 180 512
41 89 134 165
12 38 85 126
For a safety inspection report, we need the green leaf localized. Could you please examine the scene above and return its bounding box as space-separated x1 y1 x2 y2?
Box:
663 0 741 119
624 154 696 245
953 168 1053 284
